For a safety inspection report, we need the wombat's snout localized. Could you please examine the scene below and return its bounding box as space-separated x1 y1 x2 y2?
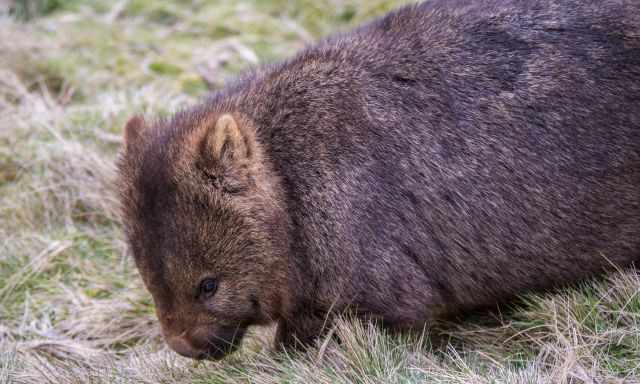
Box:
165 325 246 360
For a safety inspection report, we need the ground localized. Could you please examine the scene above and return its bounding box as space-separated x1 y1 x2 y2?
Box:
0 1 639 383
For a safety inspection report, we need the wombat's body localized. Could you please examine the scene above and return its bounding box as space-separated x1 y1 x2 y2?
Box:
119 0 640 359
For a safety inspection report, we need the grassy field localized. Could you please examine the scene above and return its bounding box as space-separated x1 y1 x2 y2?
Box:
1 0 639 383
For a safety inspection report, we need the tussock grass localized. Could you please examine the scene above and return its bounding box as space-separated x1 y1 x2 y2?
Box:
1 1 638 383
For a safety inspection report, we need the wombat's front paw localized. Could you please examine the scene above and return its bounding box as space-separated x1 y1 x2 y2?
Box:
274 317 325 353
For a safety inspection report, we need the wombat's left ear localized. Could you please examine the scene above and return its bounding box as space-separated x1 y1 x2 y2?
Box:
205 114 251 164
123 116 147 152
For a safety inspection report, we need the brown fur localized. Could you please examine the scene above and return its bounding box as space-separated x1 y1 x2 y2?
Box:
118 0 640 360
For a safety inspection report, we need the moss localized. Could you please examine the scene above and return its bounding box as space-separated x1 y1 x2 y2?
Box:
10 0 81 20
181 75 209 96
148 61 183 76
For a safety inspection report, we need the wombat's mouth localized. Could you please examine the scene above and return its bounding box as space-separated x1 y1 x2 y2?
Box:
198 326 246 360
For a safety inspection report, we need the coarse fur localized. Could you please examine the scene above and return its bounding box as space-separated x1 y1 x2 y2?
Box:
118 0 640 360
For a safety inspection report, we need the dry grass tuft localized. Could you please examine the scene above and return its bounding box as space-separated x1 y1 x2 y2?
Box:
1 1 638 383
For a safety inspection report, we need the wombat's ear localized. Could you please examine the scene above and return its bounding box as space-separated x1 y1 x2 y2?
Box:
123 116 147 152
205 114 249 164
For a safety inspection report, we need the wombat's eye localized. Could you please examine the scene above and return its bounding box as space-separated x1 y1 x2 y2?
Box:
199 278 218 298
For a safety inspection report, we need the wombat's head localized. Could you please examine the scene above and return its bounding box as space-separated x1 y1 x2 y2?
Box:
117 111 289 360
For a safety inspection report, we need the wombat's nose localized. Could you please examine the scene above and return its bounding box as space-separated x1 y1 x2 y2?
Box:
166 334 206 360
165 326 245 360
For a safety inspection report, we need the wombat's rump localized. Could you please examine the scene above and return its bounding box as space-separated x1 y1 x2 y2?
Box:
118 0 640 360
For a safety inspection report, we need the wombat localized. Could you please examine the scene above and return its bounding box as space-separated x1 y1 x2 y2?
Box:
118 0 640 360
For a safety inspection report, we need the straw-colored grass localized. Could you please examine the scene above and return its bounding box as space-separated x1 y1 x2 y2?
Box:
1 1 638 383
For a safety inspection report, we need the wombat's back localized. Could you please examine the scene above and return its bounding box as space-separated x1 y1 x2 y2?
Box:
226 0 640 326
346 0 640 310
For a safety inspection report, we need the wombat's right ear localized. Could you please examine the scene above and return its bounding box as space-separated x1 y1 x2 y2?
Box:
123 116 146 152
205 114 250 165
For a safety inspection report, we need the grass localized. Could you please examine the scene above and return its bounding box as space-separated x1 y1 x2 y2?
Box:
0 0 639 383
